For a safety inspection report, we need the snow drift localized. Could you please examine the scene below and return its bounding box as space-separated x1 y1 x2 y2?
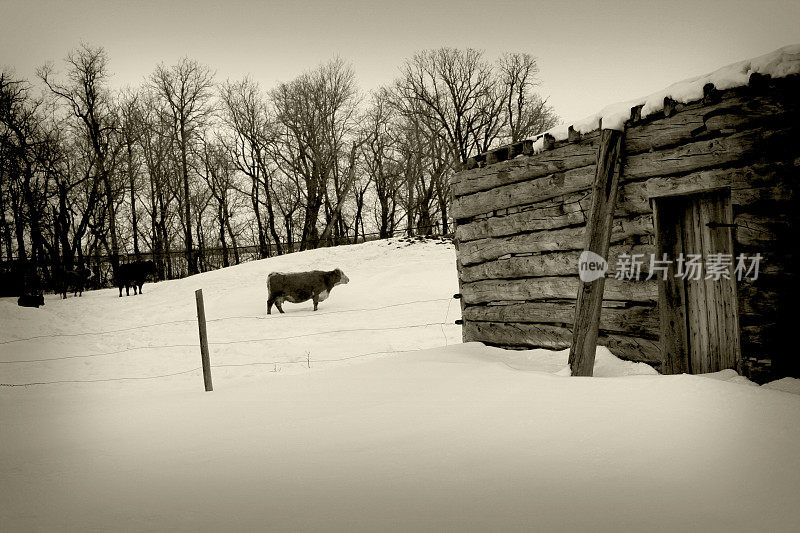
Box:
1 238 799 532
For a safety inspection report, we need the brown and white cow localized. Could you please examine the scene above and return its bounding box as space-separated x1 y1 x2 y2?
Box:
267 269 349 314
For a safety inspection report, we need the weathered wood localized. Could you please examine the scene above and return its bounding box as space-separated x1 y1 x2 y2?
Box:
641 163 794 202
451 86 799 201
618 163 796 219
453 164 596 220
450 131 600 198
452 79 799 380
455 191 592 242
734 212 793 247
461 277 658 305
701 192 741 373
454 253 469 343
748 72 771 89
663 97 677 118
195 289 213 392
458 244 656 283
457 162 795 243
702 83 720 105
521 139 534 155
655 191 742 375
630 82 800 154
683 197 711 373
463 321 662 364
740 324 778 347
653 198 689 374
738 281 781 317
463 301 658 335
624 127 795 181
630 105 643 123
458 214 652 266
569 128 625 376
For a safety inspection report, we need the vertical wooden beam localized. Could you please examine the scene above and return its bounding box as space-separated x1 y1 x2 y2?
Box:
569 129 625 376
195 288 213 391
653 197 690 374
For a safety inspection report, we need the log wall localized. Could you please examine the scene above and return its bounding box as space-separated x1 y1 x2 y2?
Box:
451 75 800 381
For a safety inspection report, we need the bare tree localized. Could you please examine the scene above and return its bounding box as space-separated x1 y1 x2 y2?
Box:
219 77 282 256
498 53 558 143
136 89 179 279
118 88 145 261
200 137 240 267
39 44 121 276
395 48 504 164
270 58 361 250
149 58 215 275
361 89 403 238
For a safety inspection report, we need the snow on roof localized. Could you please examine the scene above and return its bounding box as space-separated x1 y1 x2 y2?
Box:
532 43 800 153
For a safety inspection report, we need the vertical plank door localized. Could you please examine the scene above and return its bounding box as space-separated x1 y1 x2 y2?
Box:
655 190 741 374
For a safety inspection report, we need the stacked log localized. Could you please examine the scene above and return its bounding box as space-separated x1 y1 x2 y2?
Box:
451 75 800 379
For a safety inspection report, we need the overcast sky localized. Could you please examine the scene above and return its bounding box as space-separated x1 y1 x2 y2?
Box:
1 0 799 126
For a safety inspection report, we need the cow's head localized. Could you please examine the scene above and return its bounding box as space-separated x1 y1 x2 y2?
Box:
334 268 349 286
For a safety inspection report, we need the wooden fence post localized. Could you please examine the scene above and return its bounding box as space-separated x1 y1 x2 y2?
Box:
195 289 213 391
569 128 625 376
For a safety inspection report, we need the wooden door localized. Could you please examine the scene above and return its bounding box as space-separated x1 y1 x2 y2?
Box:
654 190 741 374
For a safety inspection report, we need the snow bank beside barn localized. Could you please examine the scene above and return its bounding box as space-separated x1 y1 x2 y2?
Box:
2 238 800 531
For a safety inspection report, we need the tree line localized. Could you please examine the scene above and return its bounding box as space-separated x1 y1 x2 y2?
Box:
0 44 557 290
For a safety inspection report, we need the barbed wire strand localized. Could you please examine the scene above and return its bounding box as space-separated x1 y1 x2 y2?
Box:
0 367 201 388
1 316 457 364
208 297 453 322
0 319 197 345
0 343 196 364
440 297 454 347
0 297 453 345
0 343 447 387
210 347 430 370
207 321 449 346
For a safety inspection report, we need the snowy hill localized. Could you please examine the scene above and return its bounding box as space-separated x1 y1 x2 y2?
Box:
2 238 800 532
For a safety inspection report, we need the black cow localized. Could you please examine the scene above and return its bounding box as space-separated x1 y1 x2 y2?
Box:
18 294 45 308
59 267 93 299
267 269 349 314
117 260 156 297
0 270 24 297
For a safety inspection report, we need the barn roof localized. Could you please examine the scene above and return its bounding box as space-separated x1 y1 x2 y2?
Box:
530 43 800 153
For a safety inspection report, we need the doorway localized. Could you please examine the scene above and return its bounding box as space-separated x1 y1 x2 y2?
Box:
654 189 741 374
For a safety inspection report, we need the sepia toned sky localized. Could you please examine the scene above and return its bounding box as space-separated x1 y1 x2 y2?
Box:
1 0 799 125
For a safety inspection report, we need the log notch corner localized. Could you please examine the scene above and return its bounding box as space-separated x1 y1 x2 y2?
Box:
568 128 625 376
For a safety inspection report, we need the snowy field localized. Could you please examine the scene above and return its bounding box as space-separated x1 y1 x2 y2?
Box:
1 238 800 532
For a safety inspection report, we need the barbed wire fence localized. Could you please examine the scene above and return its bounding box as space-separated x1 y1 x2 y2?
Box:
0 293 462 389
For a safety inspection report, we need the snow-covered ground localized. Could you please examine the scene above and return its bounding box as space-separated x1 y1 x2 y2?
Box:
1 238 799 532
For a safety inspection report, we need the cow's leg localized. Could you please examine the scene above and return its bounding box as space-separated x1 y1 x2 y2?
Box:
267 296 274 315
119 286 123 297
126 285 130 296
138 283 144 294
275 298 285 314
312 294 319 311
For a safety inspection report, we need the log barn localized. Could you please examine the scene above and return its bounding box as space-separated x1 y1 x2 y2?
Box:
451 45 800 382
